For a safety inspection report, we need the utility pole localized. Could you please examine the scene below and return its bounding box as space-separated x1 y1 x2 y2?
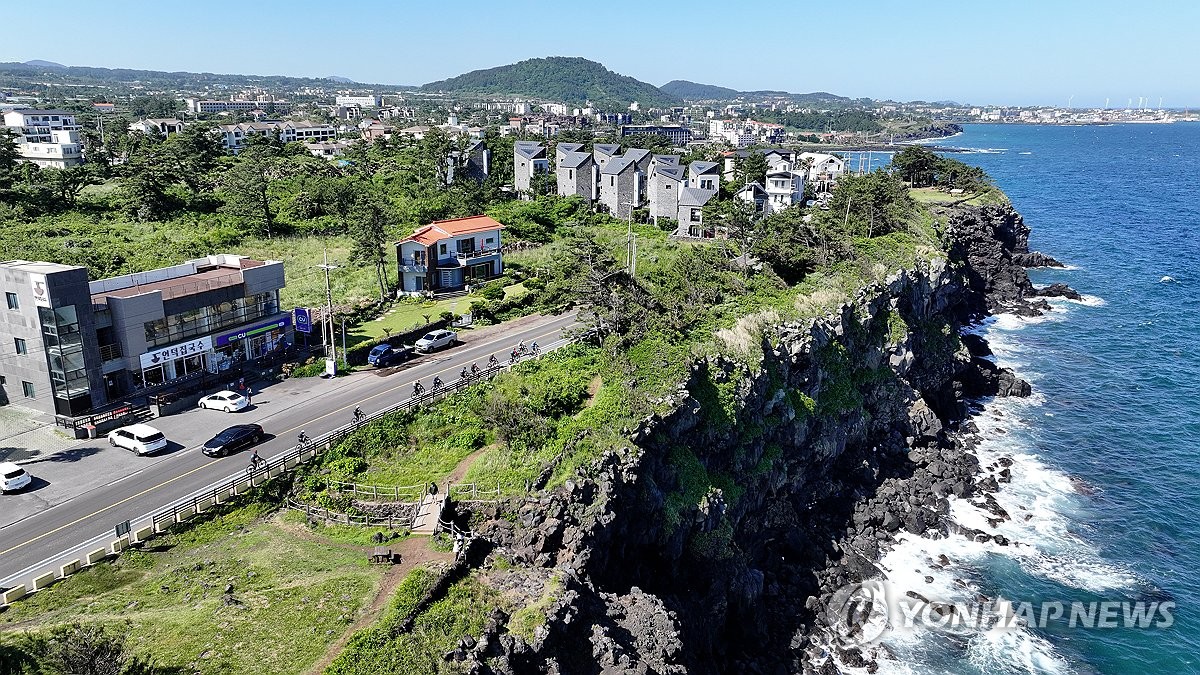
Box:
317 249 340 364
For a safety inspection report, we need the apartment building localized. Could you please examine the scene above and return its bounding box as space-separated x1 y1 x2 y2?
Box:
1 109 83 168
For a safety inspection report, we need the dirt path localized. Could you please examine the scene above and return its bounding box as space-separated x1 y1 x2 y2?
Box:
305 536 453 675
445 444 496 485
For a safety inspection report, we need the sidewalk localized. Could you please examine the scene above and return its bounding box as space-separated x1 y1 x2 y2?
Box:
0 405 78 464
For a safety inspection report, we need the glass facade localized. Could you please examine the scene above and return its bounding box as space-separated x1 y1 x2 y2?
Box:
39 304 92 416
143 291 279 347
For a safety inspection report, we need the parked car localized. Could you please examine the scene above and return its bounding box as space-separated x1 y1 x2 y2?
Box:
198 391 249 412
367 344 414 367
107 424 169 456
414 329 458 353
1 462 31 493
202 424 264 457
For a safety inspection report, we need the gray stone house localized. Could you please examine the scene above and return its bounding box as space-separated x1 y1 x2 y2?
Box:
557 151 596 200
648 164 685 224
599 156 643 220
514 141 548 197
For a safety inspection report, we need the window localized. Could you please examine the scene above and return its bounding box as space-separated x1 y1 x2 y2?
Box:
0 375 6 384
22 381 34 398
5 292 17 310
14 338 26 355
439 243 448 255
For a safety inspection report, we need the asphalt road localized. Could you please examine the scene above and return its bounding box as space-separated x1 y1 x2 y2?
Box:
0 312 579 587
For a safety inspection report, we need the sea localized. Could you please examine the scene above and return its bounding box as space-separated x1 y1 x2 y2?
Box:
853 123 1200 674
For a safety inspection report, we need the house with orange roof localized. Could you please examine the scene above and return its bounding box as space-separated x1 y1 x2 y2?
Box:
395 215 505 294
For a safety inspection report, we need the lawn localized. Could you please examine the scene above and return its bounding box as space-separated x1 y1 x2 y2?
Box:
0 501 385 675
909 186 1007 206
344 282 530 349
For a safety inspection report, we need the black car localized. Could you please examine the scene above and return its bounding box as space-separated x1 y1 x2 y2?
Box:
367 344 414 368
202 424 264 457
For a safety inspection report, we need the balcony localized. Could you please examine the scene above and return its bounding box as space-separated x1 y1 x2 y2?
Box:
99 343 123 362
438 248 501 267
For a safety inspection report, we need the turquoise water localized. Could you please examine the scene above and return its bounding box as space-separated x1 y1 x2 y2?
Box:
893 123 1200 673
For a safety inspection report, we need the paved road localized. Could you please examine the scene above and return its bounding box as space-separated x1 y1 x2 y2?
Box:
0 312 579 586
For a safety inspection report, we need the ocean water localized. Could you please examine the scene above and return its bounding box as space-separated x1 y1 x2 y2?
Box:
864 123 1200 674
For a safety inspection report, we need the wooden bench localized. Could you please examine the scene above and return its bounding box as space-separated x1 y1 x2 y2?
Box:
370 547 396 564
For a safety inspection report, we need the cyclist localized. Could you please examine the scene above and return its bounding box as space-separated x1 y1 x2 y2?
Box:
460 367 469 379
249 449 263 470
470 362 480 376
297 430 310 446
433 376 444 390
531 341 540 355
353 406 364 423
488 354 499 368
517 340 526 354
412 381 425 396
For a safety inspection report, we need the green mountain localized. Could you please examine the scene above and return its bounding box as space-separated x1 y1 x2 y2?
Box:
422 57 680 108
661 79 853 105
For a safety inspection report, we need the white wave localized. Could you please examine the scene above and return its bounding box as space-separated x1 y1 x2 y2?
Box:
1018 151 1033 155
1159 275 1177 284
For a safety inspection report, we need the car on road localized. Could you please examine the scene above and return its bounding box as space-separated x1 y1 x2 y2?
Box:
198 391 249 412
107 424 169 456
367 343 414 367
414 329 457 353
202 424 264 457
1 462 32 493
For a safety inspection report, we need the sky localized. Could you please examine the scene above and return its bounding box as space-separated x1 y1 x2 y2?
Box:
3 0 1199 108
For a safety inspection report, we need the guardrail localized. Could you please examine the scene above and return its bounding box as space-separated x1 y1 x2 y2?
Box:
0 335 580 606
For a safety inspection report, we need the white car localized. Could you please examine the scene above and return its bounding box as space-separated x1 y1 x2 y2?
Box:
1 462 31 493
414 329 458 353
198 391 250 412
107 423 169 456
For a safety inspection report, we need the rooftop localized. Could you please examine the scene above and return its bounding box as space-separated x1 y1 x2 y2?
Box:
397 215 505 247
0 260 83 274
89 254 273 304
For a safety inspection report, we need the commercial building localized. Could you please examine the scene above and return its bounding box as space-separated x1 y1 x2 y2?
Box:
620 124 693 146
185 97 292 114
1 109 84 168
335 95 382 108
0 255 289 418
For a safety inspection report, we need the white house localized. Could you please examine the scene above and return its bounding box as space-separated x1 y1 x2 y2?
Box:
129 118 186 136
1 109 83 168
395 215 505 294
798 152 846 182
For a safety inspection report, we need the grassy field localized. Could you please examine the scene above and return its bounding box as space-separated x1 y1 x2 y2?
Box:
0 501 385 675
908 186 1008 206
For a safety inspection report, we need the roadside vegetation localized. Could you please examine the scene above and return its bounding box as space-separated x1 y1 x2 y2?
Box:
0 495 385 675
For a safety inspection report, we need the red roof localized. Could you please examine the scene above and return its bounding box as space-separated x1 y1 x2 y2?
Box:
398 215 505 246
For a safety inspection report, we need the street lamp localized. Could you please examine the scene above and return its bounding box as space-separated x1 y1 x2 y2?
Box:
620 200 638 278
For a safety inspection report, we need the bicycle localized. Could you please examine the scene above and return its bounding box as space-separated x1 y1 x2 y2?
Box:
530 342 540 356
488 355 499 368
353 407 365 425
247 451 264 474
412 381 425 397
432 376 444 391
470 363 480 377
297 431 310 448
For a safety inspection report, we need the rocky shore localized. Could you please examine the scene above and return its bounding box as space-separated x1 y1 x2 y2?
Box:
443 204 1066 674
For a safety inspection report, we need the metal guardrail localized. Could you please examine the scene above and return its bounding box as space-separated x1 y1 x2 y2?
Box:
0 336 578 600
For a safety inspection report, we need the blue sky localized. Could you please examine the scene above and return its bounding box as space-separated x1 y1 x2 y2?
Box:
4 0 1198 107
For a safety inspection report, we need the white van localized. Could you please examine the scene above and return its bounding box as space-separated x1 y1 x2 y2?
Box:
1 462 31 493
107 424 169 456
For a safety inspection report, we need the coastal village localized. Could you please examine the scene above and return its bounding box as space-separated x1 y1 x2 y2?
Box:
0 50 1192 675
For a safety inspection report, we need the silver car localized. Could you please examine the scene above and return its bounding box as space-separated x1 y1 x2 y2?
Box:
414 329 458 353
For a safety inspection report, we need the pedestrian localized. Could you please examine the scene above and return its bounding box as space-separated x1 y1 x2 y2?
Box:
428 481 438 496
246 387 253 406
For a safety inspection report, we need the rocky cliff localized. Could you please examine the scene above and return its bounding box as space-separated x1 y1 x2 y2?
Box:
450 204 1058 674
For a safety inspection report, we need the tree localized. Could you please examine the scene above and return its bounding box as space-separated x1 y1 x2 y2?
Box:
754 207 822 281
43 165 102 210
824 170 914 238
348 187 395 300
891 145 940 187
220 145 279 238
161 123 223 197
0 129 20 199
735 151 769 187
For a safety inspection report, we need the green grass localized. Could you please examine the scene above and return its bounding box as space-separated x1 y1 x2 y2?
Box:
0 502 384 675
909 186 1007 207
325 573 499 675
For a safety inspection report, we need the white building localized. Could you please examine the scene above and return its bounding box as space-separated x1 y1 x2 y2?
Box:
395 215 505 294
215 120 337 153
798 152 846 182
335 95 382 108
2 109 84 168
185 97 291 114
129 118 186 136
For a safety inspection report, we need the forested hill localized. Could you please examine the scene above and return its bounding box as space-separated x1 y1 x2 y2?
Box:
659 80 741 100
660 79 855 105
421 57 680 108
0 61 385 91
